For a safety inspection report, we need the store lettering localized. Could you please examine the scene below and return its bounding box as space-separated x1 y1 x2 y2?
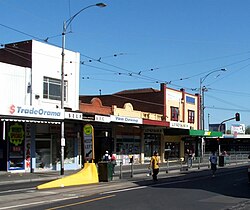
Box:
10 105 61 117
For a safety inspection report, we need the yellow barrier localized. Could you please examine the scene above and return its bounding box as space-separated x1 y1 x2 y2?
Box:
37 163 99 189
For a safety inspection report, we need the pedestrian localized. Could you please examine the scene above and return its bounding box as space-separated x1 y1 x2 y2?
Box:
209 151 218 177
110 152 117 175
149 151 160 181
103 151 110 161
188 150 193 168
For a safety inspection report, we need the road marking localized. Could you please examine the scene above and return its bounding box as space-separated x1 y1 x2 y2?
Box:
0 187 35 194
0 197 79 210
46 194 115 210
101 186 147 194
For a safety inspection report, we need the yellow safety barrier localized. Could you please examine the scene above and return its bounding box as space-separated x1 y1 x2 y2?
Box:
37 163 99 189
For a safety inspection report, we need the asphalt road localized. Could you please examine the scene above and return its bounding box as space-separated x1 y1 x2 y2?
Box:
1 166 249 210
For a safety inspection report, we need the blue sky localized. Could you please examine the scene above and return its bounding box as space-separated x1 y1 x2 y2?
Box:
1 0 250 129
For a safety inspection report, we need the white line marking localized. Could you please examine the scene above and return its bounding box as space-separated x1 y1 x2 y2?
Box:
0 196 79 210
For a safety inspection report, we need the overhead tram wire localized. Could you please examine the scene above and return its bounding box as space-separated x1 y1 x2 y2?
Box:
205 94 249 110
207 88 250 97
205 106 250 113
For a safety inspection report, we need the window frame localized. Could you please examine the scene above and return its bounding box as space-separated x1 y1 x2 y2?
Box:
188 110 195 123
170 106 179 121
43 77 67 101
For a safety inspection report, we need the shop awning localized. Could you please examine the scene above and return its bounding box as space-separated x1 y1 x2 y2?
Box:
1 118 61 124
164 128 223 137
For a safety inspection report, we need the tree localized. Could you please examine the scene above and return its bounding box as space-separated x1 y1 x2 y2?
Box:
245 125 250 134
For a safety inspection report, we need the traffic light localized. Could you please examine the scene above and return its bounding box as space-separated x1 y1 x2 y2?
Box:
235 113 240 121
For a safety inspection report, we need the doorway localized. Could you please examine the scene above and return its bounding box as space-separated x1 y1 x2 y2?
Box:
35 139 52 170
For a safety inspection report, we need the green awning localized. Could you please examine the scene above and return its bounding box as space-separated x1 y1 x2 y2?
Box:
164 128 222 137
189 130 222 137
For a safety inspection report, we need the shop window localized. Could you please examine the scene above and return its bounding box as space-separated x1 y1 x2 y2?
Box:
165 142 180 160
144 134 161 160
36 139 52 169
188 110 195 123
116 138 140 155
170 106 179 121
43 76 67 101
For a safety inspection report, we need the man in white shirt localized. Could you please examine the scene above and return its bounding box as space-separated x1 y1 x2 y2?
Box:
209 151 218 177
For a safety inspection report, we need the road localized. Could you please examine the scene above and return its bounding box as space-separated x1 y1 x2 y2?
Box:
0 166 249 210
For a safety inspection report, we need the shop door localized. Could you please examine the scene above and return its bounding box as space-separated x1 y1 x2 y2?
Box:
35 139 52 169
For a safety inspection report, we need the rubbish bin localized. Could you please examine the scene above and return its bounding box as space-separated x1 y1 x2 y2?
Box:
219 155 224 167
98 161 113 182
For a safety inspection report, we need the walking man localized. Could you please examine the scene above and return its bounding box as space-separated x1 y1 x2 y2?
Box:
209 151 218 177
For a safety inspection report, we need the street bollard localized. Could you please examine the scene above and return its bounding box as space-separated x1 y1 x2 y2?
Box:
119 161 123 179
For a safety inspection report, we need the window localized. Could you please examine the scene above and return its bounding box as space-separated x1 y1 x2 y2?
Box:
188 110 195 123
43 77 67 101
170 106 179 121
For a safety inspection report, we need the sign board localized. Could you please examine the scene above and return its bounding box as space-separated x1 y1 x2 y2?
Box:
83 124 94 161
65 112 82 120
1 104 64 120
209 124 226 134
231 124 245 135
110 115 142 124
170 121 190 129
95 115 111 123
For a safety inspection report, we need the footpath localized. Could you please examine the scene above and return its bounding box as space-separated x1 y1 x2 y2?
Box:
0 160 248 186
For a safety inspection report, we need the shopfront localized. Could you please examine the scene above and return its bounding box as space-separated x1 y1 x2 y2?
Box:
164 128 223 160
0 104 82 172
111 115 143 165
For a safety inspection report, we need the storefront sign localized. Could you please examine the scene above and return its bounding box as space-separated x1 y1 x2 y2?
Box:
83 124 94 161
170 121 190 129
8 104 64 119
95 115 111 123
231 124 245 134
144 128 163 134
110 115 142 124
65 111 82 120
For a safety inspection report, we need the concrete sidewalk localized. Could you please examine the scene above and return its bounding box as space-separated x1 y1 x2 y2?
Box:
0 160 248 186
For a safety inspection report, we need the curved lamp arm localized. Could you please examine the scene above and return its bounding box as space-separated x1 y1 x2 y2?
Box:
63 3 106 33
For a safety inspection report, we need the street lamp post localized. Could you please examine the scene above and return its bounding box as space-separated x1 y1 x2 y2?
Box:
199 68 226 130
60 2 106 175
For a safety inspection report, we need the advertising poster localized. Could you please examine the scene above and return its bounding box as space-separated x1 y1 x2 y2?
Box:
83 124 94 162
8 122 25 170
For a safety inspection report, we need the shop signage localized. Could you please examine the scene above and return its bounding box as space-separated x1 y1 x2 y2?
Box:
144 128 163 134
231 124 245 134
65 111 82 120
170 121 190 129
83 124 94 161
110 115 142 124
95 115 111 123
8 104 64 119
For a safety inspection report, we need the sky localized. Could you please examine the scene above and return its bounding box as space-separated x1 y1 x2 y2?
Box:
1 0 250 130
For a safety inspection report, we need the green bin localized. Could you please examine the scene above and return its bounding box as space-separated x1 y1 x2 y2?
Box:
98 161 113 182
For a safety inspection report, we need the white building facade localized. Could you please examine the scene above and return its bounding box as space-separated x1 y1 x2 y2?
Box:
0 40 82 172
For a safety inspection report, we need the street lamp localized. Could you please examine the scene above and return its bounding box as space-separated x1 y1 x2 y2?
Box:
199 68 226 130
60 2 106 175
